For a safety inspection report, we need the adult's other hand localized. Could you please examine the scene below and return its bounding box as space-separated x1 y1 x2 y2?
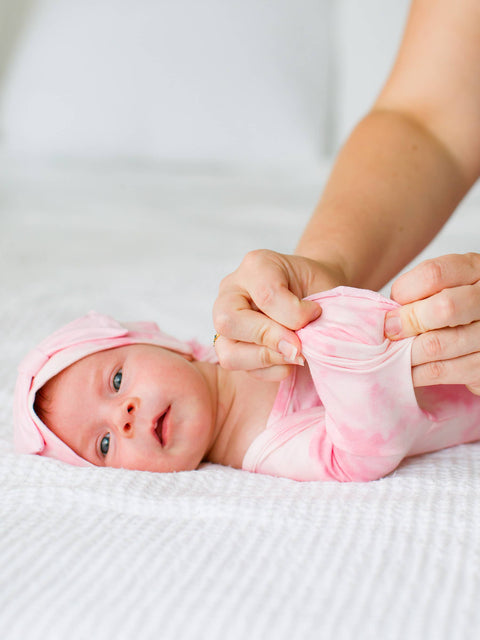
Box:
385 253 480 393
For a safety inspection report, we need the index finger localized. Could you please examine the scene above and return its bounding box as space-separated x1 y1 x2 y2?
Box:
386 282 480 339
391 253 480 305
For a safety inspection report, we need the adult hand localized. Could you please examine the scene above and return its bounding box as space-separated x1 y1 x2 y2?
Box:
212 249 346 380
385 253 480 394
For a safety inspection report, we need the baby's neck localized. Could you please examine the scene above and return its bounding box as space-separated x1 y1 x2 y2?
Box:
206 364 280 469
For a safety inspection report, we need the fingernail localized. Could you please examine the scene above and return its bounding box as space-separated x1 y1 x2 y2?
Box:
278 339 298 364
385 313 402 338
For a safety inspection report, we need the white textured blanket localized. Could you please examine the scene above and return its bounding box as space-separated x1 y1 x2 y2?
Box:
1 157 480 640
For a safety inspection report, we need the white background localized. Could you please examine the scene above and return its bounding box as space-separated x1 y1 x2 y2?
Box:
0 0 410 166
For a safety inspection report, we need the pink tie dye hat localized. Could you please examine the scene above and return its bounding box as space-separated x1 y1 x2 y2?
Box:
13 311 216 467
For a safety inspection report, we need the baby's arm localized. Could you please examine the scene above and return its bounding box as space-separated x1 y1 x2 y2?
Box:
244 287 419 482
298 288 480 481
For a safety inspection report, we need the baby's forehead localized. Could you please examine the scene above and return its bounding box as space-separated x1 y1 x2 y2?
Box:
75 344 132 372
44 343 172 396
47 346 123 389
56 343 162 378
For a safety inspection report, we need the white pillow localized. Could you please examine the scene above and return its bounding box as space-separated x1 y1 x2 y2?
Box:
0 0 332 166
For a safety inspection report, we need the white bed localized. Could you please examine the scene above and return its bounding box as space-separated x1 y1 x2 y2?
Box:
1 155 480 640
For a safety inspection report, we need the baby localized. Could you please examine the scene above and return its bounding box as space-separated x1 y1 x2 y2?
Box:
14 287 480 482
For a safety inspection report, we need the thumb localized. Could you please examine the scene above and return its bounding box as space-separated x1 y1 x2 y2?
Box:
253 285 322 331
297 298 324 328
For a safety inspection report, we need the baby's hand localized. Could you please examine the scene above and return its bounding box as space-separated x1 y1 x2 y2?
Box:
212 249 346 380
385 253 480 394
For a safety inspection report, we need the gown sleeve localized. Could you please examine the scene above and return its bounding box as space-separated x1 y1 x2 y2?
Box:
294 287 480 481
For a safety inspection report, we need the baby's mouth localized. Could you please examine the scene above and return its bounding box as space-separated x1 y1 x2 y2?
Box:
154 408 170 447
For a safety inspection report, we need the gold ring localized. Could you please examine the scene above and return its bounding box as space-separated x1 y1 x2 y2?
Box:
213 333 220 345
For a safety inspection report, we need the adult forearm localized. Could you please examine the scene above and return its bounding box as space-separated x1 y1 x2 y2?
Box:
296 108 473 291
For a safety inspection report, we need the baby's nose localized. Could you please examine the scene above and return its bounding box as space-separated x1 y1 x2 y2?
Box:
118 399 137 436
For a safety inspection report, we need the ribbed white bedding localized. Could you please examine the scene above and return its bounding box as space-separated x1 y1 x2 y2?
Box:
1 156 479 640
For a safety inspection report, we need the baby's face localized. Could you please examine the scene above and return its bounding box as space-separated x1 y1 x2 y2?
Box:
42 344 216 471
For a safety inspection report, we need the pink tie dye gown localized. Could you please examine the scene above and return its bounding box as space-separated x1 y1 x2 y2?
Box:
242 287 480 482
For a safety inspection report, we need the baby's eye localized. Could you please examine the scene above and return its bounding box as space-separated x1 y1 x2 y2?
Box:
100 433 110 456
112 369 122 391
